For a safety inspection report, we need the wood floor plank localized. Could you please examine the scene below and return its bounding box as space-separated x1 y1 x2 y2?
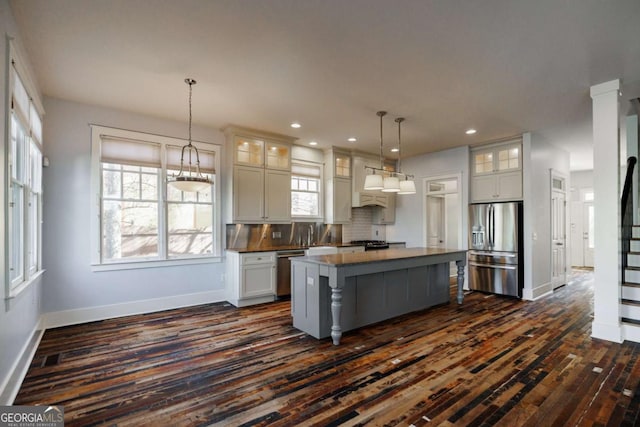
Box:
14 270 640 426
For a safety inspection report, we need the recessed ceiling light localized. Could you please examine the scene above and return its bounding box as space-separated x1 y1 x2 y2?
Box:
465 128 477 135
309 141 318 146
390 148 399 152
290 122 301 129
348 137 357 142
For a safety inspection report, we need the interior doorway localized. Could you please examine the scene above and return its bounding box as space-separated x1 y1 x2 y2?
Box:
424 174 462 275
570 189 594 268
551 173 568 289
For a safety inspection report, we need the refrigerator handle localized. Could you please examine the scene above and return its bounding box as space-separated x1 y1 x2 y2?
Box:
491 204 496 246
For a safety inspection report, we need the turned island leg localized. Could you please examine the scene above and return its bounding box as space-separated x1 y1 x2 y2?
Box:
330 287 343 345
456 260 465 304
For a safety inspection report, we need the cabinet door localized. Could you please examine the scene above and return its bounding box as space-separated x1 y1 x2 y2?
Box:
241 263 275 298
234 137 264 166
496 170 522 200
264 169 291 222
334 153 351 178
471 175 498 202
265 141 291 170
333 177 352 223
373 194 395 224
234 166 264 221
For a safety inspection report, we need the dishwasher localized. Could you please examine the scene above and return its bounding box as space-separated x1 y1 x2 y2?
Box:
276 250 305 297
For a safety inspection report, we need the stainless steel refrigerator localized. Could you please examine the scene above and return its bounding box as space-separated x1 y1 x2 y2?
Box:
469 201 523 297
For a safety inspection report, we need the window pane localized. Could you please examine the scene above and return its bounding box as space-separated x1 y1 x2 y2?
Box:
168 203 213 256
141 173 158 200
28 192 39 272
102 200 158 260
122 172 140 199
292 191 319 216
103 169 122 198
10 184 24 283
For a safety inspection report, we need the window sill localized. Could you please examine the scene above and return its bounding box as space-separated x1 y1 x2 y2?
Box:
91 256 223 272
6 269 45 300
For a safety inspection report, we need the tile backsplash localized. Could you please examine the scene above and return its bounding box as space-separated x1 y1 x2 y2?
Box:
342 207 386 242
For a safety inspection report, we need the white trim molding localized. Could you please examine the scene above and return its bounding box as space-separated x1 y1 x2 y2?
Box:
42 289 228 329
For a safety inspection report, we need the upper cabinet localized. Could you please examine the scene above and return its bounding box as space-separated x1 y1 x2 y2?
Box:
470 140 522 202
234 136 291 170
324 148 352 224
224 127 296 223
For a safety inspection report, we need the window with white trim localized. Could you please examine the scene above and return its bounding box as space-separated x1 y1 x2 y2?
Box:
7 57 44 297
91 126 220 268
291 162 322 218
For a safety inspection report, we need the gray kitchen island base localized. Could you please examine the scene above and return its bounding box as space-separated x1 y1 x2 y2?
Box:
291 248 467 345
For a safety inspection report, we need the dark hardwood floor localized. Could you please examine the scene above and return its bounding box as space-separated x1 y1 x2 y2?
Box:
15 270 640 426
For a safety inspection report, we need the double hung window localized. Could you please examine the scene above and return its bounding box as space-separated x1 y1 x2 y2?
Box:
91 126 220 269
7 57 44 297
291 162 322 219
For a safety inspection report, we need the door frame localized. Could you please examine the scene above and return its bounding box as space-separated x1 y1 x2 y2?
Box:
422 173 463 249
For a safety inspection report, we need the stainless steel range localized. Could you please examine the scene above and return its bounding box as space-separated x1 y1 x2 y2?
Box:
350 240 390 251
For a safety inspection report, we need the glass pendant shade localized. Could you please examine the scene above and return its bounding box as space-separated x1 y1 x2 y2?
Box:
382 175 400 192
171 176 212 193
364 173 384 190
398 178 416 195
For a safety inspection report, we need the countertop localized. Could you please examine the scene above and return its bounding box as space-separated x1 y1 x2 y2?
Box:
226 243 363 253
292 247 466 267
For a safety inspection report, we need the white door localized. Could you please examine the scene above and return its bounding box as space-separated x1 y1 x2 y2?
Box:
583 201 594 267
426 195 445 248
424 176 461 276
551 176 567 289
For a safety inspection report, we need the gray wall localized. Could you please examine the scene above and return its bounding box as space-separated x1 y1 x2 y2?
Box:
0 0 44 402
386 146 469 248
524 133 571 298
41 97 227 314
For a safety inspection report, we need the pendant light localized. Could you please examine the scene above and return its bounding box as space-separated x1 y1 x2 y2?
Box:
167 78 212 193
381 112 400 192
363 111 387 190
395 117 416 195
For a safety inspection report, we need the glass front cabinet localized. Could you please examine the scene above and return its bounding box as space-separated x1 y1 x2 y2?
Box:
471 140 522 202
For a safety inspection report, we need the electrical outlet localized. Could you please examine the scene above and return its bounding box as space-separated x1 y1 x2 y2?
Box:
307 277 314 286
272 231 282 239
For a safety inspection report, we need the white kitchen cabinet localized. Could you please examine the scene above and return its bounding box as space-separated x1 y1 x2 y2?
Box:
224 127 295 223
373 192 396 224
470 140 522 202
324 148 352 224
226 251 276 307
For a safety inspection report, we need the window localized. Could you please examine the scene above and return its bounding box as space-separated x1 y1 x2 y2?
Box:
291 162 322 218
7 55 44 297
91 126 221 269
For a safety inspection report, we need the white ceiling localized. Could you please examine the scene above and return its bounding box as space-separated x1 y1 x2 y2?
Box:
9 0 640 170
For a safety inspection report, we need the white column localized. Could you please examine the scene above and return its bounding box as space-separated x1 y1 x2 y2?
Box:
591 79 622 343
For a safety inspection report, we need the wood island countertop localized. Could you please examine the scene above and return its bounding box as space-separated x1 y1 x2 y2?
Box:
299 247 466 266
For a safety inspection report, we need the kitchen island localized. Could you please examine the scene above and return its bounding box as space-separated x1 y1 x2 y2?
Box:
291 248 467 345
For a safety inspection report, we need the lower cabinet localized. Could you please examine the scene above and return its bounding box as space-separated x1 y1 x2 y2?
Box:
226 251 276 307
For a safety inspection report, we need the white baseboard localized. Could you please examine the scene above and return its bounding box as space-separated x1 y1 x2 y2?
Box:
0 326 44 405
522 282 553 301
591 320 623 343
42 289 228 329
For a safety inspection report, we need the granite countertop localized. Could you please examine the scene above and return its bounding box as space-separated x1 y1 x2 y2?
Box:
226 243 363 253
294 247 467 267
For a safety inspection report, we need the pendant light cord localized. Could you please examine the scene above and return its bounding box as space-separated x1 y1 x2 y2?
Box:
377 111 387 169
396 117 404 174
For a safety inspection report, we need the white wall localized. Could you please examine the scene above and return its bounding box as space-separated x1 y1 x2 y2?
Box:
0 0 44 403
41 97 227 321
387 146 469 249
522 132 571 299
